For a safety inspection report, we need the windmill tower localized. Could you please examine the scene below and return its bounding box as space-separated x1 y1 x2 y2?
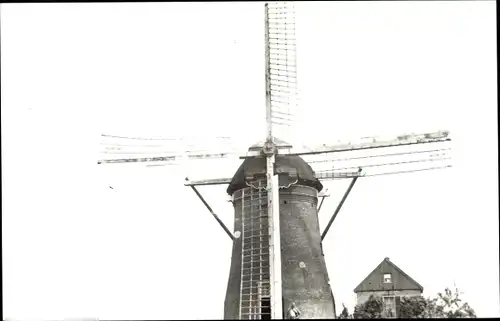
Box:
98 2 452 319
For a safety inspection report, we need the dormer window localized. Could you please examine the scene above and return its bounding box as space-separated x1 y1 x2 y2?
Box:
383 273 392 283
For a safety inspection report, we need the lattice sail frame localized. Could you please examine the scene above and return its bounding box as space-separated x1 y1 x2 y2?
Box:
266 1 299 145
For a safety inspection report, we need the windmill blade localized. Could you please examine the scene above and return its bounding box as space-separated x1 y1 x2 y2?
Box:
98 134 246 165
265 1 299 145
295 130 451 156
243 130 451 158
306 144 451 170
309 144 452 181
362 165 452 178
97 152 241 165
100 133 241 153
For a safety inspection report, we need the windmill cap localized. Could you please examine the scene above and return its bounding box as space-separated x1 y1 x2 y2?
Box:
226 154 323 195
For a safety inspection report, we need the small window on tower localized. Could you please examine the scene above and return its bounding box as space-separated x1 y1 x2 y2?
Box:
384 273 392 283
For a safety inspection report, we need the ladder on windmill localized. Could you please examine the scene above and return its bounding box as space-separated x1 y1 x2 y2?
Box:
240 180 271 320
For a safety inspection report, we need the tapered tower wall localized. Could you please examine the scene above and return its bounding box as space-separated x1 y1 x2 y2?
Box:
224 155 335 319
279 185 335 319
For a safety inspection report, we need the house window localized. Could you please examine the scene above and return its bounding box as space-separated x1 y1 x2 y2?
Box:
383 296 396 318
383 273 392 283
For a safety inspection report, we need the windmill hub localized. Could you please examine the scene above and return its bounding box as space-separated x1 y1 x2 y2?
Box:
262 141 275 156
248 137 293 155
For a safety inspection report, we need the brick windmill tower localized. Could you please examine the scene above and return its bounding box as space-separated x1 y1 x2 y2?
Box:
98 2 452 319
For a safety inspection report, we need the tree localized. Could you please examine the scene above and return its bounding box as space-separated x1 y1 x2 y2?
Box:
436 286 476 318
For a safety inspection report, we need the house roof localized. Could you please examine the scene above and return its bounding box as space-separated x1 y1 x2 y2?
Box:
353 257 424 293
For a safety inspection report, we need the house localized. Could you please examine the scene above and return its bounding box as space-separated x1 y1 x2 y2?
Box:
353 257 423 318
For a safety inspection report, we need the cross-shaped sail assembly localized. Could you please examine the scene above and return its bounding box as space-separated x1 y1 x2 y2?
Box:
97 2 452 319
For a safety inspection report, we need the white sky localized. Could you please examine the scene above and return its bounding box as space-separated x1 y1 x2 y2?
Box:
1 1 498 319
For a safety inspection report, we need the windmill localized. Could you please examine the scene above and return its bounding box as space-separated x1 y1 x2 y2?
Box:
98 2 452 319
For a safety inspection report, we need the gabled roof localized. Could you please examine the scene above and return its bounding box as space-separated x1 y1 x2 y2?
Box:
354 257 424 293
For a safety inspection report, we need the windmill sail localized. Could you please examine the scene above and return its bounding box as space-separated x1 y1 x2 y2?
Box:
98 135 245 165
265 1 299 146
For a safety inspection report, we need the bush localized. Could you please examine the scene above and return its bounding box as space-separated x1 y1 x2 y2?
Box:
353 295 384 319
399 295 445 318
